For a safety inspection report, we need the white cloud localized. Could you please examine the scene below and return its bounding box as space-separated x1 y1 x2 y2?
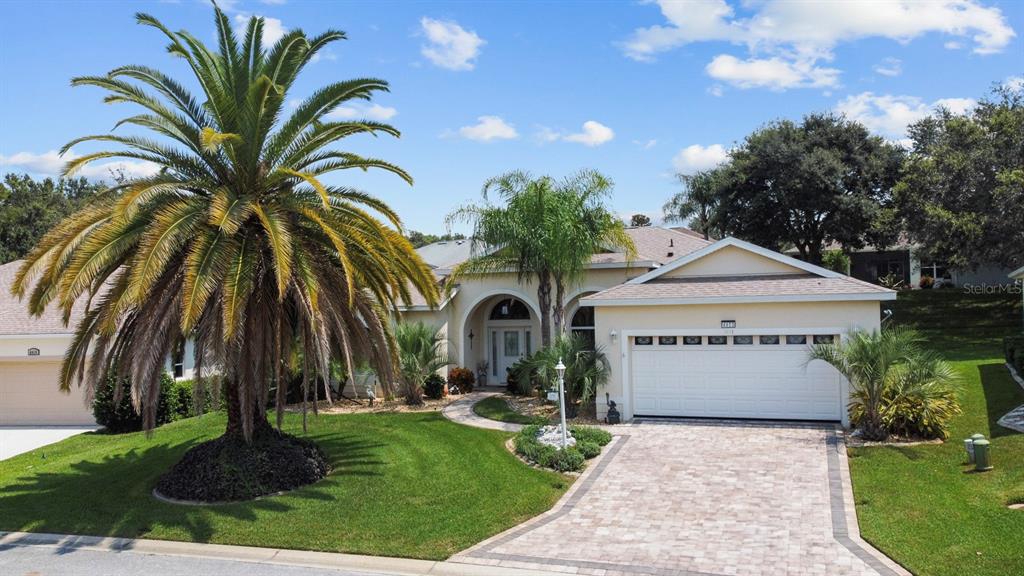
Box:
621 0 1015 91
633 139 657 150
234 14 286 45
534 121 616 147
873 57 902 77
672 144 728 174
0 150 160 181
1005 75 1024 92
933 97 977 115
326 103 398 121
835 92 977 139
707 84 725 97
457 116 518 141
706 54 839 90
563 121 615 147
420 17 485 71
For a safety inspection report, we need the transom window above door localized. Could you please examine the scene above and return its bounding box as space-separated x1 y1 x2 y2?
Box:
489 298 531 320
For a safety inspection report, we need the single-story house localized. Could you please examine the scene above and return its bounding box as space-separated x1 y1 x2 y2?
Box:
0 260 198 426
403 227 895 427
0 261 97 425
840 241 1016 289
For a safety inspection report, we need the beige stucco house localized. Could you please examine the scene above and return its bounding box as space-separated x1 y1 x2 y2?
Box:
404 227 895 427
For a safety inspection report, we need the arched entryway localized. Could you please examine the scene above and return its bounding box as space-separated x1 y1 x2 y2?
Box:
458 292 541 385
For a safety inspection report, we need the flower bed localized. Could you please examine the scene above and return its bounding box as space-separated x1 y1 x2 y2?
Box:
513 424 612 472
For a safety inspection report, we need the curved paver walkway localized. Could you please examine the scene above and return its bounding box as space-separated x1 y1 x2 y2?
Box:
997 363 1024 433
441 391 525 432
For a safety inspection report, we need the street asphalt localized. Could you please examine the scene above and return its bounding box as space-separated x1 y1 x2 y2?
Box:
0 544 386 576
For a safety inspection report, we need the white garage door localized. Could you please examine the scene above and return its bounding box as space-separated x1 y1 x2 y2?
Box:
0 360 96 425
630 334 842 421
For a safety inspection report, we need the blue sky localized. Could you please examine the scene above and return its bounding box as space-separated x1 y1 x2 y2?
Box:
1 0 1022 234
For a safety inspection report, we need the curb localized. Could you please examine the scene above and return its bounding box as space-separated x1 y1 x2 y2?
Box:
0 531 566 576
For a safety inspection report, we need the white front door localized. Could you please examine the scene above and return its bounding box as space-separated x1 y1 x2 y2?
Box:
492 328 528 383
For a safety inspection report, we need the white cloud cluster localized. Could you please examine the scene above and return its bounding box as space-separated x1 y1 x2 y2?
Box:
672 144 728 174
0 150 160 181
420 17 485 71
835 92 977 140
873 57 902 77
326 103 398 121
458 116 518 141
534 121 615 147
621 0 1015 90
705 55 838 90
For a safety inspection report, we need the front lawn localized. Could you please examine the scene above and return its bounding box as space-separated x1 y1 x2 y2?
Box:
850 291 1024 576
0 412 569 560
473 396 547 425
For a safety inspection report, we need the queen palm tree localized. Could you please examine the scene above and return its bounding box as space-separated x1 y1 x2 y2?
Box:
12 6 436 466
446 170 633 346
663 169 723 240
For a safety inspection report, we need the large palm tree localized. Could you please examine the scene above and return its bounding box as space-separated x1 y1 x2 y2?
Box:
446 170 633 346
12 7 437 452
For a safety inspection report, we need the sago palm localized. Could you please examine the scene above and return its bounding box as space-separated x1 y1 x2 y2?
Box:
516 334 610 416
808 328 959 440
394 321 451 405
11 6 437 458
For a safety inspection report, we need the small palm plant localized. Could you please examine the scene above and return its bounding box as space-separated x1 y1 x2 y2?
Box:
517 334 610 416
394 321 451 405
808 328 960 440
11 7 436 500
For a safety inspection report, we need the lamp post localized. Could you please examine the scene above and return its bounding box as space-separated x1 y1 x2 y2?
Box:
555 358 567 449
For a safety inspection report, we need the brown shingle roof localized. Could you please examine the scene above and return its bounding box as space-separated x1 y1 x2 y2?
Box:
584 273 893 303
0 260 85 335
591 226 711 266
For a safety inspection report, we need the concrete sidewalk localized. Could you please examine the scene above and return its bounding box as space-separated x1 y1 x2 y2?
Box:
0 531 567 576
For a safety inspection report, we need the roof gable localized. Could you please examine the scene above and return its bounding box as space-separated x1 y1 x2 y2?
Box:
627 237 843 285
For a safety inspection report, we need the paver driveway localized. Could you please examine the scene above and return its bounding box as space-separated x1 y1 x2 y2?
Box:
455 420 907 576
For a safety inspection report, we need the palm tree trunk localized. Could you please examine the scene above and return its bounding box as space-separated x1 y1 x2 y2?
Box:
553 275 566 337
537 268 552 348
225 378 272 440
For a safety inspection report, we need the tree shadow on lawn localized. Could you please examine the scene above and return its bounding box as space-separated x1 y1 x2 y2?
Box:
978 363 1024 439
0 431 384 550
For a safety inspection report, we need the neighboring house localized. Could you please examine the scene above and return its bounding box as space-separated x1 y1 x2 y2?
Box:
0 261 97 425
403 227 894 426
0 260 197 426
843 242 1016 289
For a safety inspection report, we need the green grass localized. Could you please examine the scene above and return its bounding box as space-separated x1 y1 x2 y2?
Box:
473 396 547 425
850 290 1024 576
0 411 569 560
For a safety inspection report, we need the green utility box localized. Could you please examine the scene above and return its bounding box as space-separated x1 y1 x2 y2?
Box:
973 438 993 472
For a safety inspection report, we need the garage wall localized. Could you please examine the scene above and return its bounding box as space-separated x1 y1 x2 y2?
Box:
0 334 73 360
0 359 96 425
593 300 883 422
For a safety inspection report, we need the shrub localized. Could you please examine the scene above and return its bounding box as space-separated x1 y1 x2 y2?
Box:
822 249 850 275
570 425 612 447
447 367 475 393
165 378 219 419
513 424 605 472
576 440 600 459
1005 334 1024 372
506 357 539 395
919 276 934 289
93 372 178 433
423 373 446 399
810 328 961 440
